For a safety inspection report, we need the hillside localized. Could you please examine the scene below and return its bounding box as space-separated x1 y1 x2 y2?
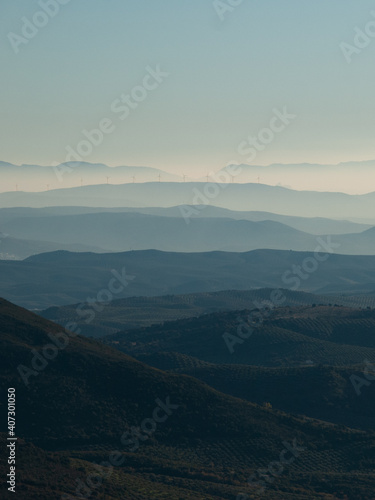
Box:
41 288 375 338
135 352 375 431
3 299 375 498
106 306 375 367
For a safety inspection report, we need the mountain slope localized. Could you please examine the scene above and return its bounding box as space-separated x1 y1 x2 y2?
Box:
4 299 375 498
106 306 375 367
40 288 375 338
135 352 375 431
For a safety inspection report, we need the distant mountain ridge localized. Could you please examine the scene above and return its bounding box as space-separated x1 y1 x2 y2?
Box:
1 182 375 220
2 159 375 194
2 248 375 309
1 210 375 257
217 159 375 193
1 205 373 260
0 161 181 193
1 205 371 233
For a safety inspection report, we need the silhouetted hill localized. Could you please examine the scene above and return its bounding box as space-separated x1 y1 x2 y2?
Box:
1 249 375 309
1 182 375 219
0 234 105 260
0 212 320 253
2 210 374 256
1 205 371 233
217 160 375 195
2 160 375 195
0 161 180 193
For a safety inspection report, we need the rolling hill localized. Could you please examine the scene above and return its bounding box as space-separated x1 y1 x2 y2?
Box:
2 249 375 310
41 288 375 338
134 352 375 431
103 304 375 432
3 299 375 498
106 305 375 367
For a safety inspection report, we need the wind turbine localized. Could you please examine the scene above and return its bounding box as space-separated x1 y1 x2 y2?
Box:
132 176 136 184
158 173 161 182
106 176 110 184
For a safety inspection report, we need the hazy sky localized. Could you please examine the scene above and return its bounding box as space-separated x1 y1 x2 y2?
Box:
1 0 375 177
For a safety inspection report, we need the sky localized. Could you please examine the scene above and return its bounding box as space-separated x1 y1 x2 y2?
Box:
1 0 375 178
